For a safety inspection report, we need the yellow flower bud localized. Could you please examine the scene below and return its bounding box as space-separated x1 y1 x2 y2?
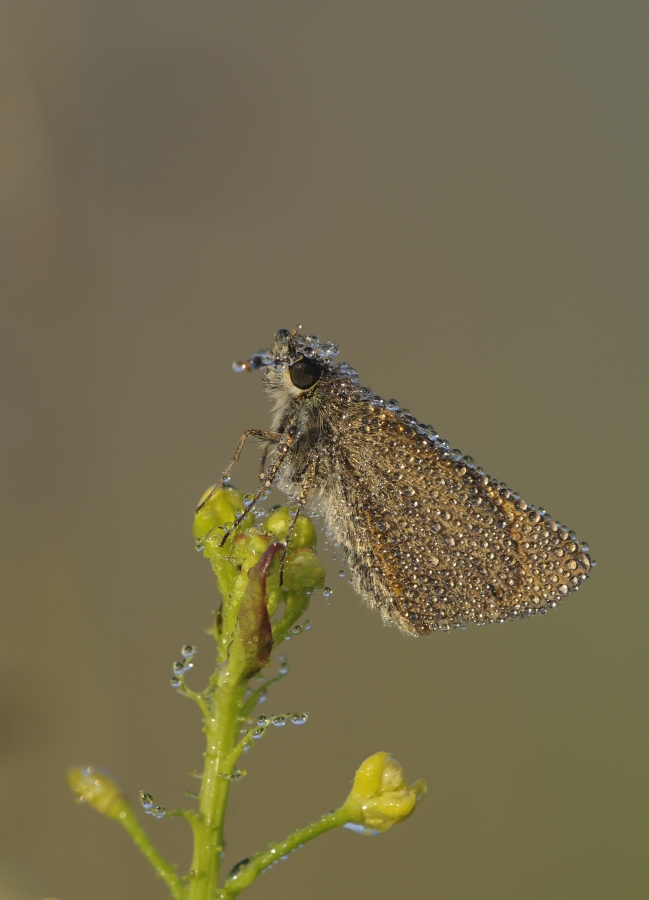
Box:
66 766 129 821
193 485 254 544
342 752 427 834
265 507 317 548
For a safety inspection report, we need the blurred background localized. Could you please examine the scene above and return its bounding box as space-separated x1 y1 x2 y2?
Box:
1 2 648 898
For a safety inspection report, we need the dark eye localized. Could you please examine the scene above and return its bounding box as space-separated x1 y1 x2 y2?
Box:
290 358 322 390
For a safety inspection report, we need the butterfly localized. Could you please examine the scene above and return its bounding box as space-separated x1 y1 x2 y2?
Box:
198 327 593 635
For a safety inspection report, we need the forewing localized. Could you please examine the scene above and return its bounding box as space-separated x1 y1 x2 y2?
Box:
318 402 592 635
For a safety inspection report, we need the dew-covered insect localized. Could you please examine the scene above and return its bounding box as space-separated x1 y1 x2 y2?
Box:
198 327 593 635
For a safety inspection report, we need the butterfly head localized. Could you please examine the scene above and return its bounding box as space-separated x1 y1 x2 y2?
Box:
232 326 353 392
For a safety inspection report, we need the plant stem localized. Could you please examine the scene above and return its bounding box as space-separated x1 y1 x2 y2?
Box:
186 683 246 900
221 807 352 898
116 806 185 899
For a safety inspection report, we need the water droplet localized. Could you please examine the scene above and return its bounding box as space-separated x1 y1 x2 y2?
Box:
290 712 308 725
338 569 345 578
195 539 204 552
152 806 166 818
322 586 332 597
139 791 154 810
222 522 234 534
278 655 289 675
303 620 312 631
271 715 287 726
386 399 400 411
257 715 269 726
242 740 253 753
306 334 319 347
252 728 265 740
289 624 303 635
182 644 197 659
170 676 182 689
288 505 299 516
232 361 247 373
243 493 255 507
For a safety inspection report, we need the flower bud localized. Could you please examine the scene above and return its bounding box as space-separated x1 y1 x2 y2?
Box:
265 507 317 548
281 548 326 594
67 766 129 821
342 752 426 834
193 485 253 543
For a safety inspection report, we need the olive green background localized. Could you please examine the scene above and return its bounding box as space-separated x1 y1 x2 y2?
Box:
1 3 647 898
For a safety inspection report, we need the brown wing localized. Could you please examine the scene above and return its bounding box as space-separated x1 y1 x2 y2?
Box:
313 401 592 635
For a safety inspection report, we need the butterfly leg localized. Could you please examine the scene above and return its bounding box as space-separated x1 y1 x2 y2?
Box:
259 444 270 479
196 429 284 513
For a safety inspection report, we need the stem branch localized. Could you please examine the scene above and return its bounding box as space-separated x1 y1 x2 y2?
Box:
222 807 351 898
116 807 185 899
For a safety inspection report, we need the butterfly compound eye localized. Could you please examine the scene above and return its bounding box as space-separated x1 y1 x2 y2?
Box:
289 358 322 390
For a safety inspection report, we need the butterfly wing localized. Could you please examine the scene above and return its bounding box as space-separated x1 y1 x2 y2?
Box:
312 401 592 635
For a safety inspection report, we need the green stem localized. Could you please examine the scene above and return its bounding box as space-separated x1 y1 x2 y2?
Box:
222 807 352 898
186 683 246 900
116 806 185 899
